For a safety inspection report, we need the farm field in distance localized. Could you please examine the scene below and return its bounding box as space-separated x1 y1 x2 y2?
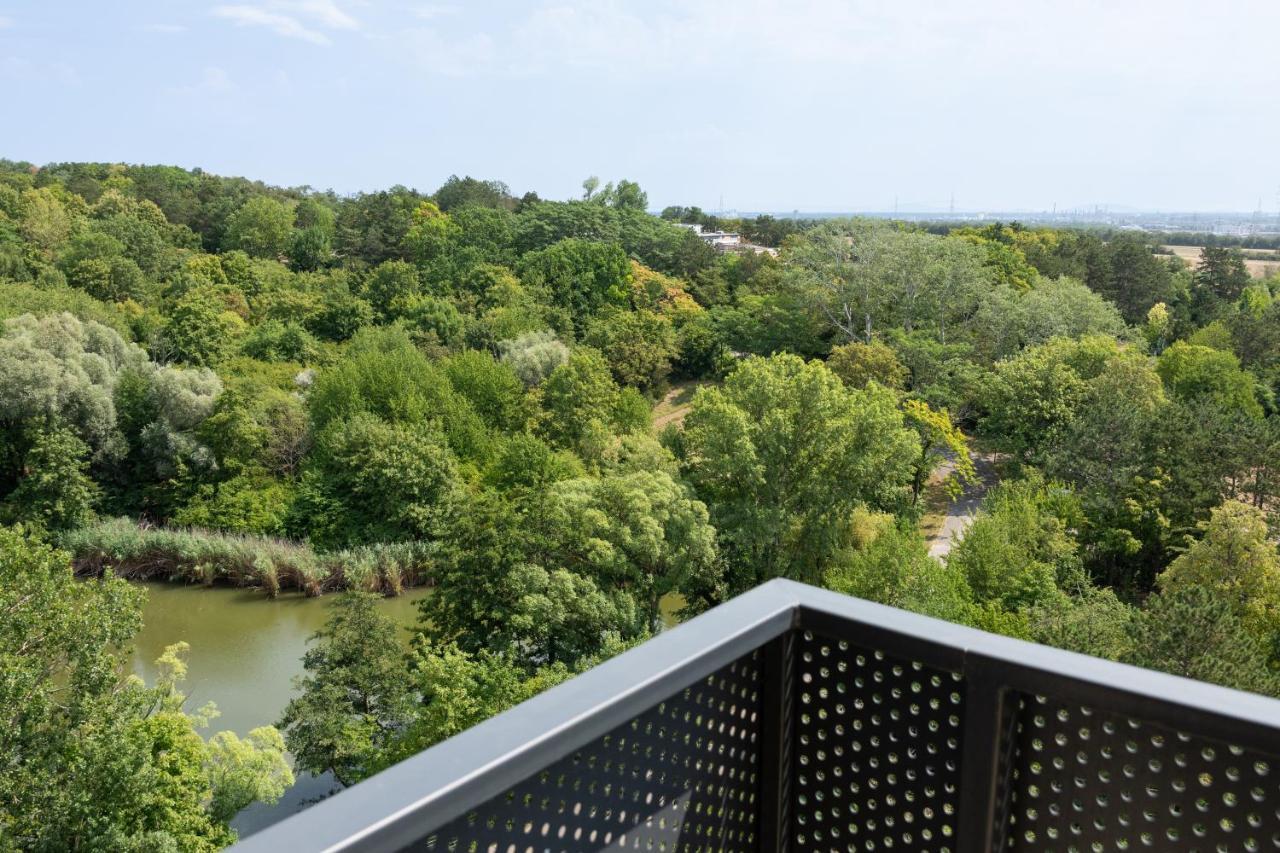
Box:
1162 243 1280 278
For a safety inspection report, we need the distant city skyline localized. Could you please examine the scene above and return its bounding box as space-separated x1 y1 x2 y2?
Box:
2 1 1278 213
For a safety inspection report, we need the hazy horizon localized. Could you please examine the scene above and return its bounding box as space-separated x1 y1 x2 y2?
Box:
3 1 1278 213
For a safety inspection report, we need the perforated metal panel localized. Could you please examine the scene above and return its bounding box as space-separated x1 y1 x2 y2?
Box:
416 650 763 852
1003 692 1280 851
791 629 966 851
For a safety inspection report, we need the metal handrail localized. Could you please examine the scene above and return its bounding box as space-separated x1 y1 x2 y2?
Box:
231 579 1280 853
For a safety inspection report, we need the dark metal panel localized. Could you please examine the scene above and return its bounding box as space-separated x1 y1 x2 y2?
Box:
1003 691 1280 851
231 580 798 853
231 579 1280 853
416 649 766 852
789 627 966 851
788 581 1280 758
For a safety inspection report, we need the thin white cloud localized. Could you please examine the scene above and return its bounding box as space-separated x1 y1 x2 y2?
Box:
411 3 458 21
211 1 359 45
213 5 330 44
288 0 359 30
0 15 13 29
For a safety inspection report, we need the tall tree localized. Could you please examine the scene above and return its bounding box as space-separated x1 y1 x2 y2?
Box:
681 354 917 591
278 593 415 787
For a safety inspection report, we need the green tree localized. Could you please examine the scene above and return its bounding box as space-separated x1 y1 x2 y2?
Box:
826 340 908 390
1127 587 1280 695
518 238 631 332
1027 586 1134 661
1195 245 1251 305
333 186 422 265
681 354 917 591
433 175 512 212
278 593 415 786
293 414 463 549
968 276 1126 362
538 347 624 450
1085 235 1177 324
825 510 974 624
583 309 677 396
307 327 489 462
441 349 529 432
162 286 245 367
19 187 74 258
947 476 1081 612
4 425 100 530
609 179 648 211
548 469 722 621
484 432 583 492
1144 302 1172 354
1156 341 1263 420
902 398 975 505
377 643 551 768
1042 352 1169 589
789 221 989 344
289 225 333 271
173 472 294 535
288 198 335 270
1157 500 1280 646
428 491 641 669
980 336 1122 462
362 259 421 321
223 196 295 259
404 200 461 270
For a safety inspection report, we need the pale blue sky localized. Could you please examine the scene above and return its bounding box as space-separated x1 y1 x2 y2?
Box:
2 1 1277 212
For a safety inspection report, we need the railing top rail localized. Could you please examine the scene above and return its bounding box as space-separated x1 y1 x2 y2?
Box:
230 579 1280 853
231 578 799 853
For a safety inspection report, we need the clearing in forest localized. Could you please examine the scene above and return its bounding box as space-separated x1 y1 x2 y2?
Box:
652 380 710 430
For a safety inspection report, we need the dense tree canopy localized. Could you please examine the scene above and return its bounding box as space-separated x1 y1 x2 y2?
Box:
6 159 1280 845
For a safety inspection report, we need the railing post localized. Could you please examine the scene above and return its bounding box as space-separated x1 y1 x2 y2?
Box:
758 632 794 853
956 658 1015 853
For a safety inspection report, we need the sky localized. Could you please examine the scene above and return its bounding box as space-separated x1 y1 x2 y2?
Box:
1 1 1278 213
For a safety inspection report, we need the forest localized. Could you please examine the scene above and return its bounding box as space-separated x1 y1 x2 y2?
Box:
2 160 1279 849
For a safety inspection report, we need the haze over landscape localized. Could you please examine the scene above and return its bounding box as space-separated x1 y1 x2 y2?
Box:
4 0 1279 212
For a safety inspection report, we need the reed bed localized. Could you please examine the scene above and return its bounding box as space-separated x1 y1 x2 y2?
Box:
62 518 436 597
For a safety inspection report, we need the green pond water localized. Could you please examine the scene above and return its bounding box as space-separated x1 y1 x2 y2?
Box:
127 582 683 837
129 582 432 836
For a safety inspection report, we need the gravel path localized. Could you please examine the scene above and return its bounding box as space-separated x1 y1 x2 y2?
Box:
927 453 998 559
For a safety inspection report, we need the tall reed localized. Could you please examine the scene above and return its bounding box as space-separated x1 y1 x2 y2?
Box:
61 518 437 597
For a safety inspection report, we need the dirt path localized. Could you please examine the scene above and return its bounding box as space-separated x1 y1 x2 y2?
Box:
927 453 998 559
652 381 704 430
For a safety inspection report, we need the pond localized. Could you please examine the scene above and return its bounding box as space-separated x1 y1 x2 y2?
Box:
129 582 432 837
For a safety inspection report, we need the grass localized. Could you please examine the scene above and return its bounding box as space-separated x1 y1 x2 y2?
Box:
62 518 436 597
652 380 711 430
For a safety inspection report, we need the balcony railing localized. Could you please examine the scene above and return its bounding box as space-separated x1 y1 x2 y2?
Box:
231 579 1280 852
